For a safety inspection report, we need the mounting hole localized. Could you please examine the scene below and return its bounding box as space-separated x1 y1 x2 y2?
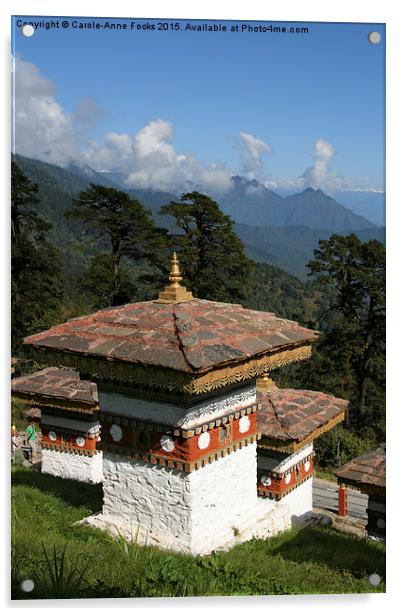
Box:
21 24 35 37
368 573 381 586
368 31 381 44
20 579 34 592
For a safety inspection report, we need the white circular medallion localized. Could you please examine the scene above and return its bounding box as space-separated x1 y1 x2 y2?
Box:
304 461 311 472
284 472 292 485
160 434 175 452
261 475 272 487
75 436 85 447
48 430 57 442
198 431 211 450
109 424 123 442
239 415 251 434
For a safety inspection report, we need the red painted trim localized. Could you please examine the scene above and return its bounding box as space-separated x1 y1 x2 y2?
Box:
41 428 98 451
257 456 314 495
101 412 257 462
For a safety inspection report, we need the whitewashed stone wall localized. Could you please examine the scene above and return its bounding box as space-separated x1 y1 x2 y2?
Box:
42 449 103 484
189 443 263 554
101 453 192 551
99 384 256 429
84 444 291 555
280 477 313 523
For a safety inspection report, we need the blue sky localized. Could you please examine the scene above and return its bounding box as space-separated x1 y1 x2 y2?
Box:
12 16 385 194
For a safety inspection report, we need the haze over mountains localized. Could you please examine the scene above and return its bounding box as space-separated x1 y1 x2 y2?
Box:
218 176 377 231
14 154 385 280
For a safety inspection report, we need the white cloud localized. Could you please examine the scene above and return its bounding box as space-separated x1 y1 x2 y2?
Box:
238 132 272 180
83 119 233 194
73 96 105 135
13 58 380 196
300 138 345 191
13 57 78 165
11 58 233 194
342 187 385 194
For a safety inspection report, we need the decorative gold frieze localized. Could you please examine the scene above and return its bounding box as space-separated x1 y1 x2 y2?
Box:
10 392 99 415
28 344 312 396
186 345 312 395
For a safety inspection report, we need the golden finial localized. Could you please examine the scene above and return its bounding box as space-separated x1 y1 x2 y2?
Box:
169 252 183 288
155 253 194 304
256 373 278 392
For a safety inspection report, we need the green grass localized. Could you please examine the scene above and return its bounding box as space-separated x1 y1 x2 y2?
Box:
314 469 338 483
11 465 385 599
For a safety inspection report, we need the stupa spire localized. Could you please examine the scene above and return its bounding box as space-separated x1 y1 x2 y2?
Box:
155 252 194 303
256 373 278 392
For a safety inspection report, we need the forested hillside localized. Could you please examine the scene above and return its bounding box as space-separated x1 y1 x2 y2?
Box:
236 222 385 280
14 155 385 282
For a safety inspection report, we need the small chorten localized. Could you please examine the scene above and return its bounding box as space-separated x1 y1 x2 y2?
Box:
256 388 347 521
155 252 194 304
335 445 385 540
11 368 102 484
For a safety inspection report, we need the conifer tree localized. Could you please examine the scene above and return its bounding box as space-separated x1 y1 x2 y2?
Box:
11 161 63 352
307 233 385 430
161 191 253 302
66 184 168 307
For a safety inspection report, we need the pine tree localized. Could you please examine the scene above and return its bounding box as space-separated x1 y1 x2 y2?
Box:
11 161 63 352
307 234 385 431
161 191 253 302
65 184 168 307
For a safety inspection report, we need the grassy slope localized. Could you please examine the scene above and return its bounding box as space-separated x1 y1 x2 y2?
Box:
11 465 385 599
314 469 338 483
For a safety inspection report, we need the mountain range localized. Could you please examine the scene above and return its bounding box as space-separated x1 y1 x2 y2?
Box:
218 176 377 231
13 154 385 280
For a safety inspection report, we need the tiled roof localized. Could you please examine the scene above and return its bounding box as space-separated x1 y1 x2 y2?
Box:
24 299 318 374
335 445 386 493
11 367 99 413
257 388 347 449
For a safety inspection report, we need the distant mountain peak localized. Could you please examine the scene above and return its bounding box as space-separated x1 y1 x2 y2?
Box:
220 176 376 230
301 187 325 195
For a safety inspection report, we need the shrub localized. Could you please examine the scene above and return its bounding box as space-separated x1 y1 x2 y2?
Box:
314 426 374 469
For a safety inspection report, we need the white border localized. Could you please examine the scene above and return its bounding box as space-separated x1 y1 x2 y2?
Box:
2 1 400 614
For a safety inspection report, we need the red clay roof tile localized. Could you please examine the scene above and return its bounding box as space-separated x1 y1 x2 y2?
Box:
24 299 318 374
335 445 385 490
257 388 348 443
11 367 98 411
